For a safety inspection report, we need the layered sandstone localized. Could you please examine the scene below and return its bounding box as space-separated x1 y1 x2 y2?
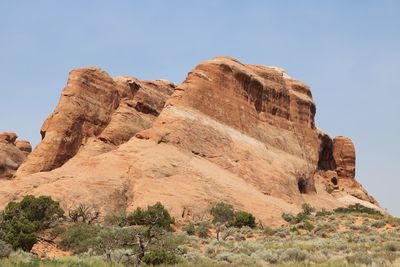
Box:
15 69 175 177
0 57 381 225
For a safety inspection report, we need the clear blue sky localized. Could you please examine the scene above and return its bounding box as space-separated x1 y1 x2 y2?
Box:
1 1 399 215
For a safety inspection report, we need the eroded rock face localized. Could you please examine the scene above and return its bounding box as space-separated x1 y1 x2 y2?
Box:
0 57 382 225
333 136 356 179
15 69 175 176
0 132 31 179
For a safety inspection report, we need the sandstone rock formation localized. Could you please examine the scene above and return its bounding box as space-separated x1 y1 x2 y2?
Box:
15 69 175 177
333 136 356 179
0 132 31 179
0 57 381 225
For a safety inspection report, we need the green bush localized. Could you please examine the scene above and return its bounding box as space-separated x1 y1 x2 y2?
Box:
210 202 235 225
334 203 382 216
282 212 296 224
295 212 309 222
302 220 314 231
1 195 64 251
280 248 309 262
142 249 178 265
301 203 315 215
232 211 256 228
127 202 175 230
60 223 101 253
372 220 386 228
196 222 210 238
183 222 196 235
104 211 128 227
263 227 276 236
316 209 333 217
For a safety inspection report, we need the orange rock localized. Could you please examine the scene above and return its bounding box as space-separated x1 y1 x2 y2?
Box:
0 132 17 144
15 140 32 156
0 132 30 179
0 57 383 225
333 136 356 179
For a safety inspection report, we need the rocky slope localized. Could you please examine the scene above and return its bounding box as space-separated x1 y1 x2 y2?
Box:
0 57 380 225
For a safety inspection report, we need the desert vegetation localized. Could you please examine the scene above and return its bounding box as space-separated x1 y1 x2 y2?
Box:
1 196 400 266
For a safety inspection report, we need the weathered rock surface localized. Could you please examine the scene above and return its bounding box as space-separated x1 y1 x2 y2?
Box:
333 136 356 179
15 140 32 156
0 132 31 179
15 69 175 177
0 57 382 225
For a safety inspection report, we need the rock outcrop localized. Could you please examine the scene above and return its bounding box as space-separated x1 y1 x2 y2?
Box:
15 69 175 177
0 132 31 179
0 57 381 225
333 136 356 179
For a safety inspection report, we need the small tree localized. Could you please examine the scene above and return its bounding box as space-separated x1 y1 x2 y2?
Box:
210 202 235 225
127 202 175 231
1 195 64 251
196 222 210 238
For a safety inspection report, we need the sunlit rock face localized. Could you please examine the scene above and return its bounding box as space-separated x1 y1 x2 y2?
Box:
0 57 381 226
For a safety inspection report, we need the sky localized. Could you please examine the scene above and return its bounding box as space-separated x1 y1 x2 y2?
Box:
0 1 399 215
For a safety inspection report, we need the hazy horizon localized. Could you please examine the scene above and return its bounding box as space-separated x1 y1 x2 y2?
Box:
1 1 399 215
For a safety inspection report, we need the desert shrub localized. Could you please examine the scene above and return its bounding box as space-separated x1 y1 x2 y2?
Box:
263 227 276 236
104 212 128 227
232 211 256 228
334 203 382 216
1 195 64 251
295 212 309 222
302 220 315 231
280 248 309 262
210 202 235 225
372 220 386 228
275 227 290 238
127 202 175 231
142 249 178 265
346 253 373 265
196 222 210 238
49 225 66 240
386 216 400 227
215 251 236 263
316 209 333 217
282 213 297 224
282 209 310 225
60 223 101 253
385 241 400 252
0 240 12 258
205 244 217 256
301 203 315 215
0 250 39 266
183 222 196 235
251 249 279 263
